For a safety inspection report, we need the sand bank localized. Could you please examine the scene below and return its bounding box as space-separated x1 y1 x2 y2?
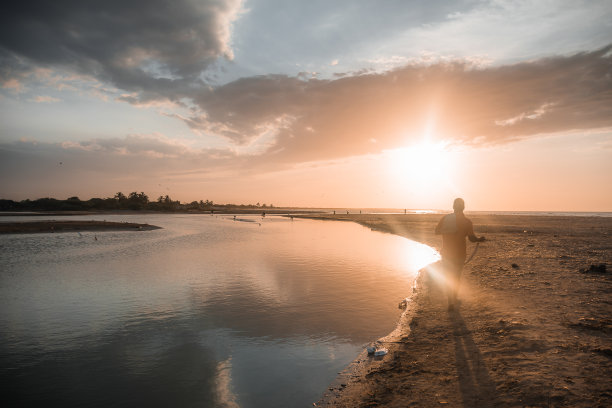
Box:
0 220 161 234
303 214 611 407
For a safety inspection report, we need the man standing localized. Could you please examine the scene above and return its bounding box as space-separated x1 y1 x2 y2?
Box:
435 198 485 311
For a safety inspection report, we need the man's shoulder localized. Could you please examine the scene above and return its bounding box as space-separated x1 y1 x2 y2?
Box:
438 213 457 234
457 215 473 228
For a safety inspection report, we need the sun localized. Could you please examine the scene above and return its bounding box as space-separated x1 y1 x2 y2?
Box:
385 140 455 197
386 140 452 178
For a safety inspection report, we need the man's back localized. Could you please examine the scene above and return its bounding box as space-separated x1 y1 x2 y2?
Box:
437 213 474 263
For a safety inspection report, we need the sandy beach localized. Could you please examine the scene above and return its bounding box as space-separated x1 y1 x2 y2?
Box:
305 213 612 407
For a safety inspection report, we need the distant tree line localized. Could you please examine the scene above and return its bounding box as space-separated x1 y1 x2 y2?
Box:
0 192 275 212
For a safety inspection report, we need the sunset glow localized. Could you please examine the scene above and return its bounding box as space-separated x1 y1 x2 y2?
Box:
2 3 612 406
1 1 611 211
386 140 455 196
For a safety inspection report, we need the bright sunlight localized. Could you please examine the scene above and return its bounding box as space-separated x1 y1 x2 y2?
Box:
384 140 456 202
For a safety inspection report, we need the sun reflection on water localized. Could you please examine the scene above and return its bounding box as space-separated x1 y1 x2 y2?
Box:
400 239 441 273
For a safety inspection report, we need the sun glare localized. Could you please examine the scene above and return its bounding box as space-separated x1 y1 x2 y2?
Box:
385 140 455 194
401 240 441 272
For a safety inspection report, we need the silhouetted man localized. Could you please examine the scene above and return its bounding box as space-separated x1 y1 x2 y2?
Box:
435 198 485 311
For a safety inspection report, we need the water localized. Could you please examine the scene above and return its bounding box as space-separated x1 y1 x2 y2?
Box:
0 214 438 407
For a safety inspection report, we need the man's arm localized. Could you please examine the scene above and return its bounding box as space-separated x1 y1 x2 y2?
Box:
467 220 486 242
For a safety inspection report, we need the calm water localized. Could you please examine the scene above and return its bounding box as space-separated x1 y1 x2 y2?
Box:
0 215 438 407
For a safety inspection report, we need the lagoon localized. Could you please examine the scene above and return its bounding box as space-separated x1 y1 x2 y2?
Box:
0 214 438 407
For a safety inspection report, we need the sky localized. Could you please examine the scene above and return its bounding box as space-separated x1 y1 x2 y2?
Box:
1 0 611 211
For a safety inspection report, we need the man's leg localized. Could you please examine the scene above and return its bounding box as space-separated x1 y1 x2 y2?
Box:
448 261 463 311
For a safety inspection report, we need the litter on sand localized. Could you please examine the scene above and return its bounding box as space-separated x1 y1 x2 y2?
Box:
366 341 389 356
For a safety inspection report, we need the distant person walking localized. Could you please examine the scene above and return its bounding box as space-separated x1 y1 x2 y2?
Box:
435 198 485 311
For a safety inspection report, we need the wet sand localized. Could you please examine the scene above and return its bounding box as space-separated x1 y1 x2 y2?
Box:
303 214 611 407
0 220 161 234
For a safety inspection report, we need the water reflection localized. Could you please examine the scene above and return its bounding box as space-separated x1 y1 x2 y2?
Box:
401 239 441 273
0 215 438 407
215 357 239 408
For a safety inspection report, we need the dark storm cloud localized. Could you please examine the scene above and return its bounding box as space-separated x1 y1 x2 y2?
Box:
0 0 242 98
185 46 612 163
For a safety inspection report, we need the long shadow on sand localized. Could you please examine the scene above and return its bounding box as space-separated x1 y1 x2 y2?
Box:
450 309 498 407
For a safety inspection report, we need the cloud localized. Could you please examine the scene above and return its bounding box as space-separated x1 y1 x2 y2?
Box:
2 2 610 175
0 0 244 101
1 77 24 92
182 46 612 164
32 95 61 103
4 43 610 177
2 133 266 200
0 134 238 184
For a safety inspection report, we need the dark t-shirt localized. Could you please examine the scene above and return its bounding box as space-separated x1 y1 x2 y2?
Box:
436 213 475 263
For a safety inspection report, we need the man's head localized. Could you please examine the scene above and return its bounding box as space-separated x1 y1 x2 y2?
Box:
453 198 465 213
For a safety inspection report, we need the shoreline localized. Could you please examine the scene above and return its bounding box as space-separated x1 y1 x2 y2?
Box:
301 213 612 407
0 220 161 234
317 263 428 405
